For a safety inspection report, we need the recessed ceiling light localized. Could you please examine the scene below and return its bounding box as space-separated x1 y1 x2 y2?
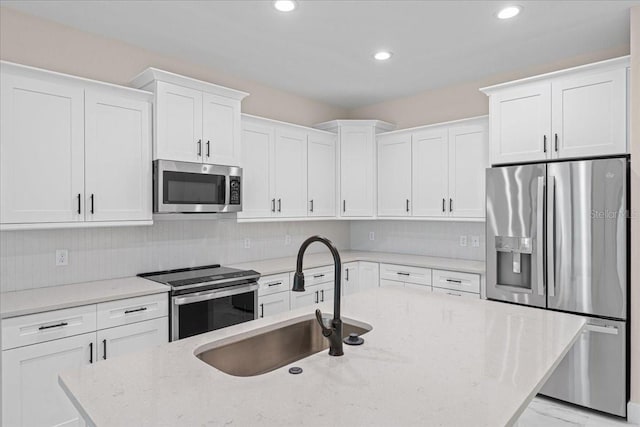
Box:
497 5 521 19
273 0 297 12
374 51 392 61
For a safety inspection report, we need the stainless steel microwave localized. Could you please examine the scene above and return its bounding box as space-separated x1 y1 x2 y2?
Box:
153 160 242 213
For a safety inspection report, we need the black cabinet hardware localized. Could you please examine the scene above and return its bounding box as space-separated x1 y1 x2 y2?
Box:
554 134 558 152
277 199 282 212
268 282 282 287
271 199 275 212
406 199 410 212
206 140 210 157
446 279 462 284
345 268 349 281
449 198 453 212
197 139 202 156
343 200 346 212
260 303 264 318
124 307 148 314
102 339 107 360
442 198 446 212
90 194 94 214
397 272 410 276
320 289 324 302
77 194 81 214
310 199 314 212
543 135 547 153
89 342 93 363
38 322 68 330
313 274 325 279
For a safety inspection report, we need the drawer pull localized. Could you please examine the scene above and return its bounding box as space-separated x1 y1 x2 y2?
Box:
89 342 93 363
124 307 148 314
397 272 410 276
445 279 462 284
313 274 325 279
103 339 107 360
447 292 462 297
268 282 283 287
38 322 68 330
260 303 264 318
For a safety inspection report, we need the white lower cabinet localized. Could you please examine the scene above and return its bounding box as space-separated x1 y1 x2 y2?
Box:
290 282 334 310
432 287 479 299
358 262 380 292
2 332 94 427
342 262 360 295
96 317 168 361
258 292 290 318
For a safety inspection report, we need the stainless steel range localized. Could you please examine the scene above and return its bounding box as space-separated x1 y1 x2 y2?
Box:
139 265 260 341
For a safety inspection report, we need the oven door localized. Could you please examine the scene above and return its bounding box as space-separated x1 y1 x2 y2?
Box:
171 283 258 341
154 160 242 213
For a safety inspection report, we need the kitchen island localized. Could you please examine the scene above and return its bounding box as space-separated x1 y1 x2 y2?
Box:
59 286 584 426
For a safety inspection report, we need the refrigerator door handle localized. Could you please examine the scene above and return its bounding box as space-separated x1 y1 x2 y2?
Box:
536 176 545 296
547 176 556 297
585 324 619 335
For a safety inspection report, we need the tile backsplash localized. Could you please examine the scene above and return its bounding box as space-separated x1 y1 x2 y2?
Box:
350 220 485 261
0 219 350 293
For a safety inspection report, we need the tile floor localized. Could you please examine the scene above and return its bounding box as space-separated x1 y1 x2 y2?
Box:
517 397 636 427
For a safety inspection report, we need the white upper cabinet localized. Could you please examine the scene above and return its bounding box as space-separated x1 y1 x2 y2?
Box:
1 71 85 225
307 131 337 217
0 61 153 230
552 67 627 159
239 119 275 218
448 122 488 218
85 90 152 222
482 57 629 165
377 133 412 216
274 126 308 217
131 68 248 166
412 128 449 217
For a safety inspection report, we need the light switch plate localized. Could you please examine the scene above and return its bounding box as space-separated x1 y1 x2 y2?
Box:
459 236 468 247
55 249 68 266
471 236 480 247
244 238 251 249
285 235 291 245
369 232 375 241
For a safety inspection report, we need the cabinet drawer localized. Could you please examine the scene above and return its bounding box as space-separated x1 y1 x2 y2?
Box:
258 273 291 296
432 269 480 294
379 263 432 286
432 287 479 299
97 293 168 330
298 265 335 287
2 305 97 350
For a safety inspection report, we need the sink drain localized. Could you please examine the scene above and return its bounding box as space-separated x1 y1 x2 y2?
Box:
289 366 303 375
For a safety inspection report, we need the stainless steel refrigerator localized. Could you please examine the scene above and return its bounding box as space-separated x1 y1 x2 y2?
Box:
486 157 628 417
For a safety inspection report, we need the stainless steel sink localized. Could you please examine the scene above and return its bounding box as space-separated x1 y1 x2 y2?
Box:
196 317 371 377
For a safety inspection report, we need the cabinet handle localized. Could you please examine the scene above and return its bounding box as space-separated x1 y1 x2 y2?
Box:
260 303 264 318
315 291 319 304
406 199 410 212
309 199 314 213
313 274 325 279
554 133 558 152
277 199 282 212
206 140 210 157
268 282 282 287
77 194 81 214
449 198 453 212
197 139 202 156
38 322 68 330
102 339 107 360
321 289 325 302
442 198 446 213
446 279 462 284
543 135 547 153
271 199 276 212
89 342 93 364
124 307 148 314
447 292 462 297
343 200 346 213
345 268 349 281
397 272 410 276
90 194 95 214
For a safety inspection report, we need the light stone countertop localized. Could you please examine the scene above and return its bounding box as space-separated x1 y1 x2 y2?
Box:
58 287 584 427
0 277 169 319
229 250 486 276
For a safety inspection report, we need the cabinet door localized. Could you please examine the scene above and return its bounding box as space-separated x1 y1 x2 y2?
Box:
358 261 380 292
156 81 202 162
239 121 275 218
202 92 241 166
412 128 449 217
307 132 336 217
340 125 375 217
448 122 488 218
96 317 168 361
490 82 551 165
258 292 290 318
552 67 627 159
273 127 308 217
377 133 412 216
342 262 360 296
85 91 152 222
317 282 335 304
290 286 320 309
1 73 84 224
2 332 94 427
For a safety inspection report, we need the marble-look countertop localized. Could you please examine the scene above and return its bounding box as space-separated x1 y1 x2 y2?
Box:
59 287 584 427
0 277 169 318
230 250 485 276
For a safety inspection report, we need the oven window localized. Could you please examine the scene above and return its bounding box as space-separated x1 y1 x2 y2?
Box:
178 291 255 339
163 171 226 204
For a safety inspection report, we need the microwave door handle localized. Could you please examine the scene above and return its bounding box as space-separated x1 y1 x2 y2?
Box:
173 283 258 305
536 176 545 296
547 176 556 297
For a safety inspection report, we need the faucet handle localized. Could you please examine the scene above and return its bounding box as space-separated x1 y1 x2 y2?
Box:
315 309 333 337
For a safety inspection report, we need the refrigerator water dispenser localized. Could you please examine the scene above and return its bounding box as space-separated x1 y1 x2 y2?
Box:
495 236 532 289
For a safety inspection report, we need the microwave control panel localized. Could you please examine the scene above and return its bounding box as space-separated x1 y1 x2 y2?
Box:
230 177 241 205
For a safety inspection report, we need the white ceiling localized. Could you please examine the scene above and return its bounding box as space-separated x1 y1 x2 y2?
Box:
3 0 638 108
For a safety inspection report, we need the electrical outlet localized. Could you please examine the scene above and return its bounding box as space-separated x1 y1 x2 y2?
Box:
471 236 480 247
369 232 375 241
285 235 291 245
55 249 68 266
243 238 251 249
459 236 468 247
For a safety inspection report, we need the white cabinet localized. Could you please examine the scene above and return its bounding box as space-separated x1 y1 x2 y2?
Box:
239 120 275 218
290 284 320 309
377 117 488 219
358 262 380 292
307 132 337 217
432 287 479 299
0 61 153 230
377 133 412 216
482 57 629 165
85 90 152 222
274 127 308 217
96 317 168 361
1 70 85 225
2 332 94 427
259 292 290 318
131 68 248 166
342 262 361 296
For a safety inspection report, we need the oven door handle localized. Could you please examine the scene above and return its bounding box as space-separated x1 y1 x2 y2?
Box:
173 283 258 305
